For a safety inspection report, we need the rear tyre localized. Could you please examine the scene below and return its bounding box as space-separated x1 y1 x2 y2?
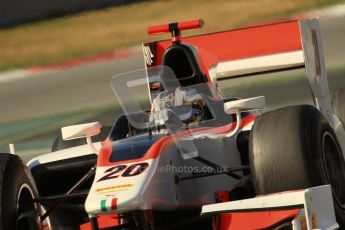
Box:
249 105 345 226
52 125 112 151
0 153 41 230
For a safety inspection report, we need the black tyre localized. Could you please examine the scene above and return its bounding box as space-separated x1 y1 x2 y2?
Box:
52 125 112 151
332 88 345 124
0 153 41 230
249 105 345 226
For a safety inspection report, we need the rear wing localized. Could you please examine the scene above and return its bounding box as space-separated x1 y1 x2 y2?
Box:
143 18 332 121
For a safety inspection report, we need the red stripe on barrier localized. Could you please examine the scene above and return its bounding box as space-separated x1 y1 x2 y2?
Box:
25 47 141 73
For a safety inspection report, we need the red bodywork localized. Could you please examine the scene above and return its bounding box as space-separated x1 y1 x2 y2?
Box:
147 19 204 35
144 20 301 71
80 211 299 230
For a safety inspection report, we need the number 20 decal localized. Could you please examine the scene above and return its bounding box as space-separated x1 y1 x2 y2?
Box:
97 163 149 182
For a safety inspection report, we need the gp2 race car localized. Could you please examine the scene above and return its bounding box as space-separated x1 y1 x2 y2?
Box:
1 18 345 230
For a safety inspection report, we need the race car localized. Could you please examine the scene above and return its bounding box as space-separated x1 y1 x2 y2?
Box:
0 18 345 230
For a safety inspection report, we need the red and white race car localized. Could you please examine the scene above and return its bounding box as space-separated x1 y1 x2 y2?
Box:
1 18 345 230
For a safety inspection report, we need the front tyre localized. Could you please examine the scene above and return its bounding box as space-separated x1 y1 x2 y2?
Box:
249 105 345 226
0 153 42 230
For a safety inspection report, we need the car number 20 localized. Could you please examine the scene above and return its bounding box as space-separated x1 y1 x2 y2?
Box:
97 163 149 182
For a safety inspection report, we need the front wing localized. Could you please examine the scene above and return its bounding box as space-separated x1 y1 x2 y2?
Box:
202 185 338 230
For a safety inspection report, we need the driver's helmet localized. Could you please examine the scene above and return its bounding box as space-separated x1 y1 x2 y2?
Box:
151 87 205 124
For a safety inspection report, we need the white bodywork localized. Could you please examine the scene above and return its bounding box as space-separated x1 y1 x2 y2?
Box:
85 159 158 214
224 96 265 114
27 142 101 169
61 122 102 141
216 50 304 78
85 131 246 214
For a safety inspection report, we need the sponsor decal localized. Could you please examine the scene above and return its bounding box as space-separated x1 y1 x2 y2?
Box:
312 213 317 228
100 198 117 212
104 194 118 197
98 163 149 182
96 184 133 192
143 46 154 65
299 215 307 229
299 213 317 229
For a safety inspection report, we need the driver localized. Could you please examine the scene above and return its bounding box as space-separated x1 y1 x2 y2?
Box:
151 86 206 125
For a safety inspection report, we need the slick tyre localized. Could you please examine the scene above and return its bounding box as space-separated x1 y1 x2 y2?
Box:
0 153 41 230
52 125 112 151
249 105 345 226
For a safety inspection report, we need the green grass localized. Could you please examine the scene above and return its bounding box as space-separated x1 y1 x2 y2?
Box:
0 0 343 70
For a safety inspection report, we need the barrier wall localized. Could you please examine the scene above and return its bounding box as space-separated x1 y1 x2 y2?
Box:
0 0 137 27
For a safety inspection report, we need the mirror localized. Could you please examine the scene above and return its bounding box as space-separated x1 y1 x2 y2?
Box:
61 122 102 141
224 96 265 114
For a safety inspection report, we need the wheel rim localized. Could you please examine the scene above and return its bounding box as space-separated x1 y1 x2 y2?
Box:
322 131 345 208
16 184 39 230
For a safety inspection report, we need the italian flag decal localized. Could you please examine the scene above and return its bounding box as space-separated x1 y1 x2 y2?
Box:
100 198 117 212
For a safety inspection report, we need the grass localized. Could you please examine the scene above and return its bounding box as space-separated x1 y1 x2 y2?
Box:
0 0 342 70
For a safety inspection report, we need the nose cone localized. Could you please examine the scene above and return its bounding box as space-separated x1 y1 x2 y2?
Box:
85 159 156 214
85 187 142 214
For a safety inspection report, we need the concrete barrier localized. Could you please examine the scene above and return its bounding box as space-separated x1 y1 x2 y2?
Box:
0 0 137 27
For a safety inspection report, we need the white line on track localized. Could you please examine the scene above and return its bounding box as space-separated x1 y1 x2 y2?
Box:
0 70 33 84
0 69 58 84
307 4 345 18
